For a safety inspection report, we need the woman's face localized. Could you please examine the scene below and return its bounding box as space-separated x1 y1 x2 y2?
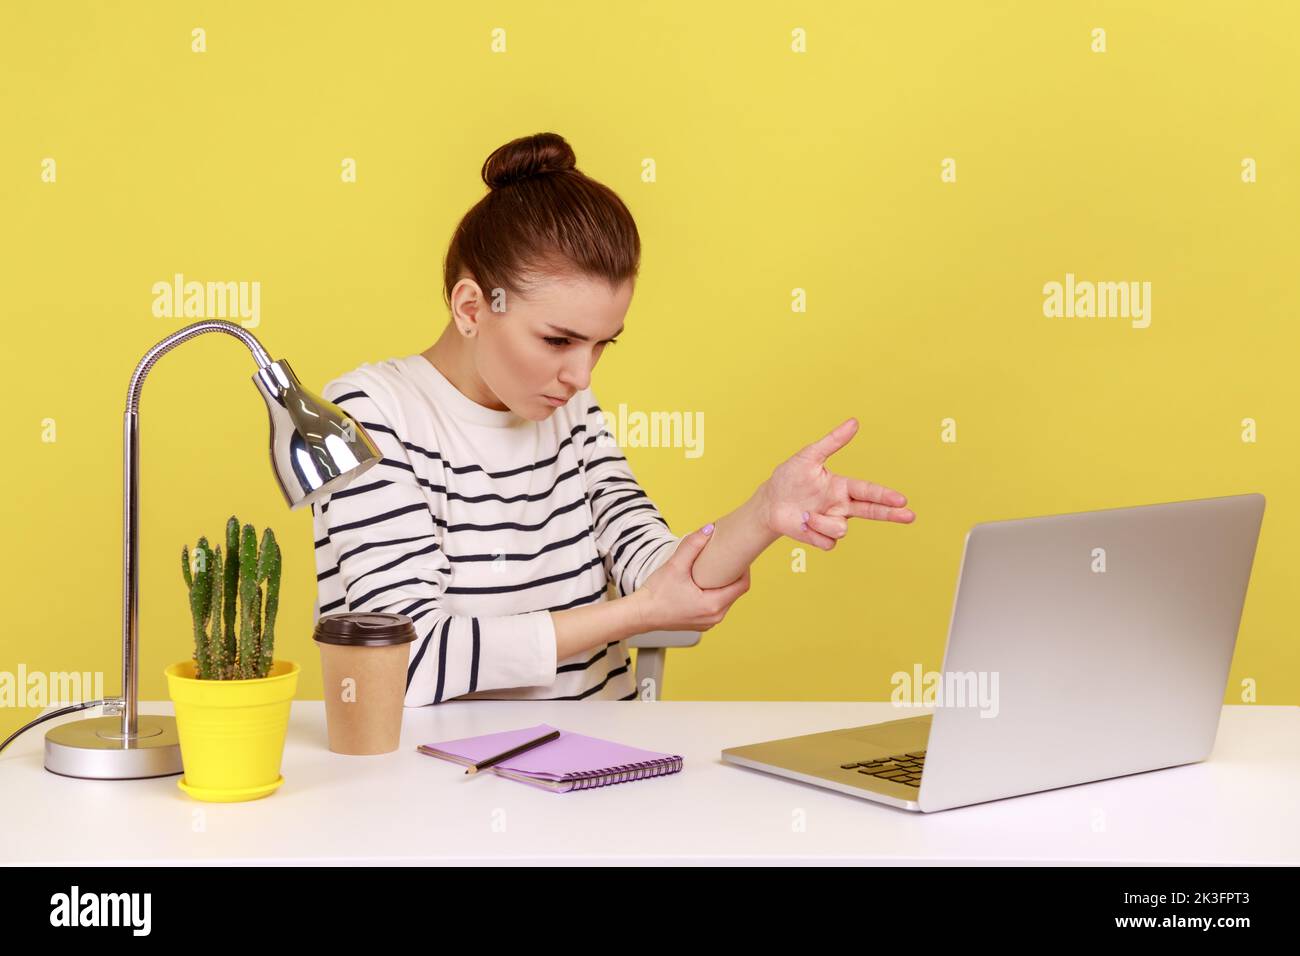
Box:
454 270 634 421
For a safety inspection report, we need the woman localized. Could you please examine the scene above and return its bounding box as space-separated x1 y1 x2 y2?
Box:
312 132 915 706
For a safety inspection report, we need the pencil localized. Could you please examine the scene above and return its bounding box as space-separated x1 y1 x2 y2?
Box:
466 729 561 774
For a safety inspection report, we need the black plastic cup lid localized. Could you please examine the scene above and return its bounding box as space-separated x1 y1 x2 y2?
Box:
313 612 417 647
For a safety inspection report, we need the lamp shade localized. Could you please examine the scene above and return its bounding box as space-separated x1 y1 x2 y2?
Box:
253 358 381 510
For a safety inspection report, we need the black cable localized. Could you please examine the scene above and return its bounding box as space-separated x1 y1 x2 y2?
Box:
0 699 117 755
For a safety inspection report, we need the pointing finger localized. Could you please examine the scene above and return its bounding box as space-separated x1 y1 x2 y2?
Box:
846 477 908 508
843 499 915 523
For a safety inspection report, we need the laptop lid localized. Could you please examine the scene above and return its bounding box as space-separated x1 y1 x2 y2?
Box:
917 493 1265 812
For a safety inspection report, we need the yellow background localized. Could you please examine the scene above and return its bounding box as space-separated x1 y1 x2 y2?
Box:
3 1 1297 743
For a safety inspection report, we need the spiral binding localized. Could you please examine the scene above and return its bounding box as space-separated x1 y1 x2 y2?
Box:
565 755 684 791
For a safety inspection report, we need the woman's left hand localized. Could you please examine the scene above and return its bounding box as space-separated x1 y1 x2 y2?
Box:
757 417 915 551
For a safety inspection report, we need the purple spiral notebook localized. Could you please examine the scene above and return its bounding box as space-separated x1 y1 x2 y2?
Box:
417 723 684 792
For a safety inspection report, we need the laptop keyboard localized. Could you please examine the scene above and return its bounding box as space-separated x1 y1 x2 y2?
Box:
841 751 926 787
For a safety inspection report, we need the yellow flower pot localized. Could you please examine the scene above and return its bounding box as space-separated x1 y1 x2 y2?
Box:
164 659 300 802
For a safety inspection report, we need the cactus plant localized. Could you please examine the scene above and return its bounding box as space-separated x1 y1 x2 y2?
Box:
256 528 281 679
238 524 259 679
222 516 240 677
181 515 283 680
184 539 213 678
208 545 226 679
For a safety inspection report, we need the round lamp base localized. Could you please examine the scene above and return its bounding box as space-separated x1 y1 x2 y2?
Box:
44 715 183 779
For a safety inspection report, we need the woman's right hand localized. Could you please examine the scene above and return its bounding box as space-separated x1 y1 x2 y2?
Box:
631 526 752 633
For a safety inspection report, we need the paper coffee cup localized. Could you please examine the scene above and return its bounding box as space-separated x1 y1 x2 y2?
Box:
313 612 416 755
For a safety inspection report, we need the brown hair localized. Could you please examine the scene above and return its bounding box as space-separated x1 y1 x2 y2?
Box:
442 132 641 312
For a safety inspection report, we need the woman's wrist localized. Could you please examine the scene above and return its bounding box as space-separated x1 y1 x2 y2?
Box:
684 485 780 590
748 480 782 542
626 587 657 635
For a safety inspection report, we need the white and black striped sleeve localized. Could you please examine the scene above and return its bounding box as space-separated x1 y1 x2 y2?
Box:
579 391 682 598
318 382 557 707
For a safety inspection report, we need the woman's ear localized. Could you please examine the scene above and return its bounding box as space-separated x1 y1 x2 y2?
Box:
450 277 487 331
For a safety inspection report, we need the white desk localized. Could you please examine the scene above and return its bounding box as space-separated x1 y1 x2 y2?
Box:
2 702 1296 865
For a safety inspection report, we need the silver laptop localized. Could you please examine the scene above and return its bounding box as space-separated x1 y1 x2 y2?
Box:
721 494 1266 812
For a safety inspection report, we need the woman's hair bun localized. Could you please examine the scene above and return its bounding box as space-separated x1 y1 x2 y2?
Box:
481 132 577 190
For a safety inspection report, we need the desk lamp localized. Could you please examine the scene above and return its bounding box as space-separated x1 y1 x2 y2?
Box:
42 319 380 779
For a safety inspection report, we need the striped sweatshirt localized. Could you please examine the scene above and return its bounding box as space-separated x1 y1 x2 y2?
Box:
311 353 683 706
